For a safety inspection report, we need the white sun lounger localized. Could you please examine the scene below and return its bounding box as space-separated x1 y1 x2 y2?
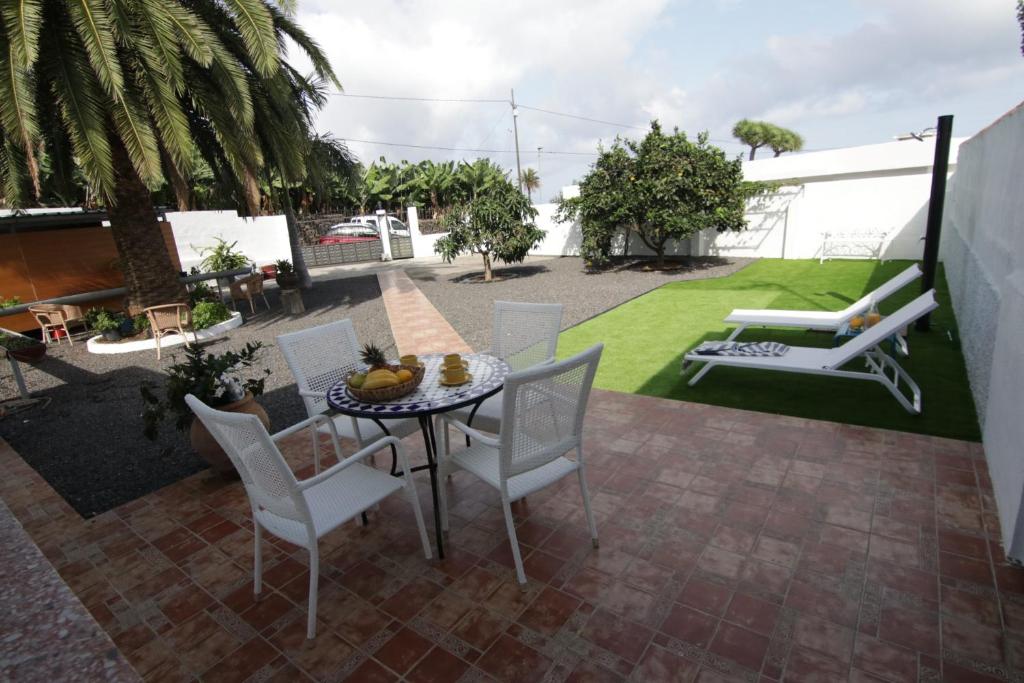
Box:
683 290 938 414
722 263 922 341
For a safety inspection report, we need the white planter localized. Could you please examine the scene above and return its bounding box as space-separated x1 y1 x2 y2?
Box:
86 312 243 355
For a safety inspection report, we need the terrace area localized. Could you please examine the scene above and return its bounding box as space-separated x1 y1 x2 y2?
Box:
2 383 1011 682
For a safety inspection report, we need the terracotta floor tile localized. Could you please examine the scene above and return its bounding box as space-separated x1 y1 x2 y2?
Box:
708 621 769 672
374 627 433 675
581 608 654 663
200 636 279 683
518 586 581 635
477 633 552 683
452 607 508 651
723 592 779 636
270 617 357 680
406 646 470 683
659 604 718 648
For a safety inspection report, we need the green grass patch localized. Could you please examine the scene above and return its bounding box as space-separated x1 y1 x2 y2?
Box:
558 259 980 441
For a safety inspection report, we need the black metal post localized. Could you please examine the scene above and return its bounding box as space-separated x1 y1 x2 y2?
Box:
917 114 954 331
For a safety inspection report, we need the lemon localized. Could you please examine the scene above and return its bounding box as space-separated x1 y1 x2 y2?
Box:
395 369 413 383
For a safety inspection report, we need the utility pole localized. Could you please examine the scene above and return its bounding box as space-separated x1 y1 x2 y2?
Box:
510 88 524 192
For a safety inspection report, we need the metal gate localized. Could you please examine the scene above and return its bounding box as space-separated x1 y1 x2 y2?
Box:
297 212 414 267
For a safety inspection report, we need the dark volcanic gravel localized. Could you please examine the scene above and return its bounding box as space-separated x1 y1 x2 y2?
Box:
408 255 754 352
0 275 392 517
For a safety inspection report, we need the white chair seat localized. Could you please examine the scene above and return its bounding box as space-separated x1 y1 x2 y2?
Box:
450 440 579 502
255 463 403 547
323 414 420 442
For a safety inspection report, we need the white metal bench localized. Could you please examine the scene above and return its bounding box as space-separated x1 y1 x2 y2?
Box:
820 229 890 263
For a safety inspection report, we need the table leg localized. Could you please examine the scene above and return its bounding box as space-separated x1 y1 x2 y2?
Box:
418 415 445 559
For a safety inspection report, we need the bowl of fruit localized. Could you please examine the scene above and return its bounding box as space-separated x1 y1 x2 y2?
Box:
346 343 425 402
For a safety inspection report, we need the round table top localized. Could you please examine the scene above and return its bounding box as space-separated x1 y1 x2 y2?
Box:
326 353 510 419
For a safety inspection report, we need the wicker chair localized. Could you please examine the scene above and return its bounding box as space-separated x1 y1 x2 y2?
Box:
277 320 420 465
185 394 431 639
143 303 192 360
229 274 270 314
29 304 88 345
438 344 603 584
441 301 563 439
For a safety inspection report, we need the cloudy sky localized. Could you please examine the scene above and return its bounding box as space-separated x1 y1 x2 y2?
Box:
291 0 1024 199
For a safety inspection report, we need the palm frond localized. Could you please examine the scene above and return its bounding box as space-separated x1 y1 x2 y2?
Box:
163 3 214 66
67 0 124 96
268 5 338 87
109 79 163 186
0 31 40 152
1 0 43 66
123 0 185 90
222 0 278 76
133 53 193 174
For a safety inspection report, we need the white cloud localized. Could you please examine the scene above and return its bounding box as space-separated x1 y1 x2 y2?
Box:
288 0 1024 193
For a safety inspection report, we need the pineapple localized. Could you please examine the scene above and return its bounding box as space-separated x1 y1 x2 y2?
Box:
360 343 388 370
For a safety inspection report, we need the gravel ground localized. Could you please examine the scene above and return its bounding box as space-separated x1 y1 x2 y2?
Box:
0 275 393 517
408 255 754 352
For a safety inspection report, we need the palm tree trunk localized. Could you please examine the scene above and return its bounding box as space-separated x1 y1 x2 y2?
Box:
280 188 313 289
161 147 192 211
107 137 187 314
242 168 262 216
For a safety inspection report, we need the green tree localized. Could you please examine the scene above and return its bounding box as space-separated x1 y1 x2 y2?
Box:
407 160 456 215
435 178 545 282
454 158 505 201
559 121 755 269
768 128 804 157
0 0 335 308
732 119 804 160
521 167 540 202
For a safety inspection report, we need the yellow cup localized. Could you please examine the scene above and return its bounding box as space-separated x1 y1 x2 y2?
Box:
442 366 466 383
866 312 882 328
399 354 419 367
443 353 462 367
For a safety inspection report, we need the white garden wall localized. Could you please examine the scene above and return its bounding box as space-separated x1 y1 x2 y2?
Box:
939 101 1024 560
163 210 291 270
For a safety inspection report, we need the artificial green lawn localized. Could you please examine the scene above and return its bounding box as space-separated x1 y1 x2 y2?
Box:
558 259 980 441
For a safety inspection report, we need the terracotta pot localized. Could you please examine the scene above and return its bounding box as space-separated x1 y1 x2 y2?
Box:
9 343 46 364
189 392 270 478
261 265 278 280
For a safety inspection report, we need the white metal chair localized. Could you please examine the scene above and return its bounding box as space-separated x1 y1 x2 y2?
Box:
442 301 563 439
438 343 603 585
277 320 419 466
684 290 938 414
721 264 921 341
185 395 431 639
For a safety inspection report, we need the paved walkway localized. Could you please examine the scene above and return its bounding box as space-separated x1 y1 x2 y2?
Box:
377 269 472 356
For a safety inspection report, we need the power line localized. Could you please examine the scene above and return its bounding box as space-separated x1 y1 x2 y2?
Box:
340 137 599 156
515 103 646 131
331 92 507 104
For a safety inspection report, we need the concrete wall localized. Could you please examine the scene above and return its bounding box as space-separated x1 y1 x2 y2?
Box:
939 101 1024 560
701 138 964 261
163 210 291 270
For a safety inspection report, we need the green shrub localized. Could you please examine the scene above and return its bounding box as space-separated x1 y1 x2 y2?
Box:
275 259 294 274
0 332 40 351
188 281 217 307
90 310 122 333
0 295 21 309
133 313 151 332
192 301 231 330
197 238 251 273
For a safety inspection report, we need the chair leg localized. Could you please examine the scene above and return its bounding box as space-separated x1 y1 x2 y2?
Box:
405 480 433 559
155 335 161 361
65 325 74 346
577 465 599 548
307 545 319 639
501 499 527 585
249 297 256 315
310 428 321 474
436 457 450 533
262 294 270 311
253 520 263 595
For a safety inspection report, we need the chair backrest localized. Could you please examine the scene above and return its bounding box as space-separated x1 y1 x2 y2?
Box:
839 264 922 318
492 301 563 371
247 274 265 295
29 305 67 327
278 319 362 417
824 290 938 369
145 303 191 333
498 343 603 480
185 395 311 525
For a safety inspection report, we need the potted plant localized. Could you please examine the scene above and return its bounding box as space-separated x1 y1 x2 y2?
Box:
90 310 123 342
141 342 271 477
275 259 300 290
0 330 46 364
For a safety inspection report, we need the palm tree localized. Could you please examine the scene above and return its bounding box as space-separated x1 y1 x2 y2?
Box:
520 167 540 202
0 0 336 310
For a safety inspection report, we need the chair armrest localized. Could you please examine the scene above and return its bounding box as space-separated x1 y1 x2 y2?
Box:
298 389 328 400
441 416 500 447
296 436 401 490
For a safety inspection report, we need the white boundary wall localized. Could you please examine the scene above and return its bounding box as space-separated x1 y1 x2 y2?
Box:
163 210 290 270
407 139 962 262
939 102 1024 560
702 138 964 261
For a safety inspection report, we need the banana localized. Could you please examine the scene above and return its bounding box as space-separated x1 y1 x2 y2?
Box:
362 369 400 389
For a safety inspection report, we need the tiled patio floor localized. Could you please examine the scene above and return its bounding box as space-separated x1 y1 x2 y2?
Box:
1 389 1020 682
